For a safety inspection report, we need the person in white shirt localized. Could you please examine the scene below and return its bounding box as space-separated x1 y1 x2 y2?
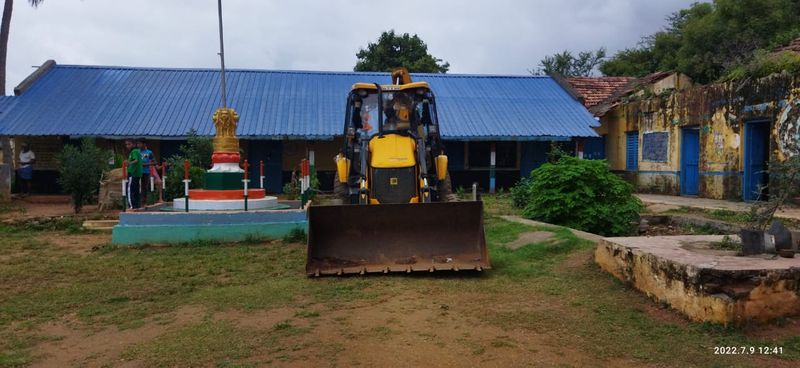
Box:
17 143 35 197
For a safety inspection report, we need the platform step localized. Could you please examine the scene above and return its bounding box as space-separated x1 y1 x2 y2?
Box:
83 220 118 232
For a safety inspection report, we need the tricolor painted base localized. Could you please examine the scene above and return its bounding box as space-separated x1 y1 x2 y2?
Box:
173 196 278 211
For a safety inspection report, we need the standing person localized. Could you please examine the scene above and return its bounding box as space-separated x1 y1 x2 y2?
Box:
137 138 153 206
125 139 143 210
16 143 35 197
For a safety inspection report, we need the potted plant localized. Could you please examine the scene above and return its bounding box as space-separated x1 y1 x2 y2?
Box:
740 155 800 255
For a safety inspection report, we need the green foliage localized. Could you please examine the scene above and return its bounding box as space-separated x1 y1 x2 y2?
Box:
282 169 320 201
56 138 112 213
162 130 213 201
724 50 800 80
282 227 307 244
164 164 205 202
518 156 642 236
534 48 606 77
509 178 529 209
599 47 657 77
748 155 800 230
601 0 800 83
177 130 214 170
354 30 449 73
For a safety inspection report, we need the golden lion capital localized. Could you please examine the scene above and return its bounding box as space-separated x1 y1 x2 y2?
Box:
212 107 240 152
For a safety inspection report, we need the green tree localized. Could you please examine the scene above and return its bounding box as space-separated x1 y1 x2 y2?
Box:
534 48 606 77
601 0 800 82
1 0 44 168
354 30 449 73
57 138 111 213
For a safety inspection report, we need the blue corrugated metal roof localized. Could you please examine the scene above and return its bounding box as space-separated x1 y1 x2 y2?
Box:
0 64 599 140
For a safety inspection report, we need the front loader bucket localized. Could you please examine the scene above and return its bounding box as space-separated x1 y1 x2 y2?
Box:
306 201 490 276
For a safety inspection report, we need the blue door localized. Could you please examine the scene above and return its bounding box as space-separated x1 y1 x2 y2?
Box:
744 121 770 201
680 128 700 196
626 132 638 171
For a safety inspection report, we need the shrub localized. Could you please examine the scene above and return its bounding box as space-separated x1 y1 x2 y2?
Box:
164 162 206 201
724 50 800 81
162 131 213 201
57 138 112 213
510 177 530 209
282 168 319 201
519 156 642 236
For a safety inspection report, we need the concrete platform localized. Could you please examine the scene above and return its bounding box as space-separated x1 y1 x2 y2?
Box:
112 209 306 245
595 235 800 325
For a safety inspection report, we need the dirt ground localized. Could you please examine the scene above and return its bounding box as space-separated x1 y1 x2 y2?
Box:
1 197 798 367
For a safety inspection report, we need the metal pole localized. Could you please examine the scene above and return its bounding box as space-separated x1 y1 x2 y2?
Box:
217 0 228 108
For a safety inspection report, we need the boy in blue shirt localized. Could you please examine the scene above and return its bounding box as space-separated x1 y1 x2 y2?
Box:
137 138 154 206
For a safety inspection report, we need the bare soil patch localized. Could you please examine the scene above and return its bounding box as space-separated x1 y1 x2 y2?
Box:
32 306 205 368
506 231 555 250
38 232 111 254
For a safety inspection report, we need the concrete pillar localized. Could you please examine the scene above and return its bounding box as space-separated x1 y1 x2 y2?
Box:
0 163 10 201
489 142 496 194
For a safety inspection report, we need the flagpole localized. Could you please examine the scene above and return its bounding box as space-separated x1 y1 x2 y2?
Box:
217 0 228 108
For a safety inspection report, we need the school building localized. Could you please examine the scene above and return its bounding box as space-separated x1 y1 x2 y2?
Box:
0 60 602 194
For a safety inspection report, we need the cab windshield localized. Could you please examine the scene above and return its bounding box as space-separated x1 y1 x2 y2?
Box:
357 89 427 137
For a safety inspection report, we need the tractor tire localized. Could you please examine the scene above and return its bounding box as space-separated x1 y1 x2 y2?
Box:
438 172 459 202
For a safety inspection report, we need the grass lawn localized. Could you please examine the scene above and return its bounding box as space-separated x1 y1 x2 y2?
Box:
0 195 797 367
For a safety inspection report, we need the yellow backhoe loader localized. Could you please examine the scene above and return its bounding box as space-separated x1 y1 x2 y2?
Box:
306 68 490 276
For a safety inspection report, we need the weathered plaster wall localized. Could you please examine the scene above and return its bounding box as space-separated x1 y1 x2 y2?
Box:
599 73 800 200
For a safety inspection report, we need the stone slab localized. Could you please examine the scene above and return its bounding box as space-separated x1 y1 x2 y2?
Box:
596 235 800 325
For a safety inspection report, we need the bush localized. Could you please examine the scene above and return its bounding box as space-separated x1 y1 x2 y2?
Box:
57 138 112 213
282 169 320 201
164 161 206 201
510 177 530 209
724 50 800 81
162 131 213 201
518 156 642 236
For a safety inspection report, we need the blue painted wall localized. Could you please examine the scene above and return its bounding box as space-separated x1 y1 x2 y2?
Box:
520 141 550 178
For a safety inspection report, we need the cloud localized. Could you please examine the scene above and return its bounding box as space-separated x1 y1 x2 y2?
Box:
7 0 699 93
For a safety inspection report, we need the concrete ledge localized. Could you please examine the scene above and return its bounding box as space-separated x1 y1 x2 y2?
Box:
112 209 307 245
595 235 800 325
118 209 305 226
112 222 306 245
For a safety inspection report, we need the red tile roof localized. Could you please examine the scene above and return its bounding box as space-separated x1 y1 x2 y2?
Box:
772 37 800 54
565 76 634 108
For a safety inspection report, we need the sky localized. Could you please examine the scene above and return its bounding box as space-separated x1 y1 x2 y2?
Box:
6 0 699 94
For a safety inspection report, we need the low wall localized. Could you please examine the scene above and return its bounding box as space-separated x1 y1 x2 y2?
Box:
112 209 307 245
595 236 800 325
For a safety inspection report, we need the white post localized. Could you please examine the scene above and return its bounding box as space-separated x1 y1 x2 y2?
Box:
183 179 191 196
472 183 477 201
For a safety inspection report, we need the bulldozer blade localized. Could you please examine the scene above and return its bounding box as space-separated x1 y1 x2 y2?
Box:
306 201 490 276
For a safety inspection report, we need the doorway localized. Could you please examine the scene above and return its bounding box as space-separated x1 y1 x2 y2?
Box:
680 127 700 196
743 120 770 201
